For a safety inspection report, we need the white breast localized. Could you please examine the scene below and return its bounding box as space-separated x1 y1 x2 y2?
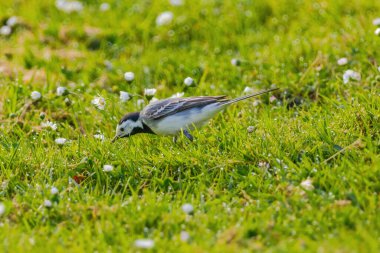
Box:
144 104 224 135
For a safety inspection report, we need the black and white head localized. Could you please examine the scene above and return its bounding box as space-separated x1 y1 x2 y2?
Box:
112 112 151 142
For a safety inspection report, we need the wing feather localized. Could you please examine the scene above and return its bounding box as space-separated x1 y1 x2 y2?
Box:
141 96 228 120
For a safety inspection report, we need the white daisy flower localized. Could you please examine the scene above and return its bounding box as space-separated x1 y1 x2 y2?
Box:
119 91 131 102
103 164 114 172
0 203 5 216
134 239 154 249
50 187 59 195
300 178 314 191
31 91 42 101
55 0 66 9
41 121 58 131
44 199 52 207
0 26 11 36
144 88 157 96
94 134 105 140
156 11 174 26
124 72 135 82
180 231 190 242
375 28 380 36
56 0 83 13
55 138 67 145
92 96 106 110
337 57 348 66
343 70 361 84
258 161 270 169
6 16 18 27
66 1 83 12
247 126 255 133
170 0 183 6
373 17 380 26
171 92 184 98
56 86 67 96
243 86 254 94
181 203 194 214
184 77 194 86
99 2 110 11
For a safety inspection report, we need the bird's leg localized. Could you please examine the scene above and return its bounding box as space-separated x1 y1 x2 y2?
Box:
172 135 178 143
183 129 194 142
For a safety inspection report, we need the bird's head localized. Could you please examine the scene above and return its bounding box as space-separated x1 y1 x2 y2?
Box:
111 112 144 142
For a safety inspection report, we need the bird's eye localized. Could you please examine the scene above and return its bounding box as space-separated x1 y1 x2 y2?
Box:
120 127 124 132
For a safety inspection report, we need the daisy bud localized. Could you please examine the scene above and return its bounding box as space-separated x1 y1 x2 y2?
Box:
181 203 194 214
31 91 42 101
156 11 173 26
124 72 135 82
184 77 194 86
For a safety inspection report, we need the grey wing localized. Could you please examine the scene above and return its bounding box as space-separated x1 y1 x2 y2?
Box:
141 96 228 120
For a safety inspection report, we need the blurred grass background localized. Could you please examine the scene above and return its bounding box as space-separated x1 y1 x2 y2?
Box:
0 0 379 252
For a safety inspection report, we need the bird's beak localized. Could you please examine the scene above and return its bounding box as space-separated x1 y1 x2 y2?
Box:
111 135 119 143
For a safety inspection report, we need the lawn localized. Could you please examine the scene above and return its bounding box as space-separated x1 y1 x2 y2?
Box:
0 0 379 252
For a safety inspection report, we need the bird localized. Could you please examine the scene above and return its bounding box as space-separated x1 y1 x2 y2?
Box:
111 88 278 143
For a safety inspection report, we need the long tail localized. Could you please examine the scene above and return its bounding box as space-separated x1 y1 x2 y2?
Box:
222 88 279 105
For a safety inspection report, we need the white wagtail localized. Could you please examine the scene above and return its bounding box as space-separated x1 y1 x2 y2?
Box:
111 88 278 142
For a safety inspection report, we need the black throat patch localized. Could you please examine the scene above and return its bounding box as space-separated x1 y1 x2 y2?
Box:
132 122 155 135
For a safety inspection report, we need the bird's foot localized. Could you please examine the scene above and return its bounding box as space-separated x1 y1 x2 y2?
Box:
183 129 194 142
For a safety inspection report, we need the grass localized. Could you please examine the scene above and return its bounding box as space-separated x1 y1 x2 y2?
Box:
0 0 379 252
